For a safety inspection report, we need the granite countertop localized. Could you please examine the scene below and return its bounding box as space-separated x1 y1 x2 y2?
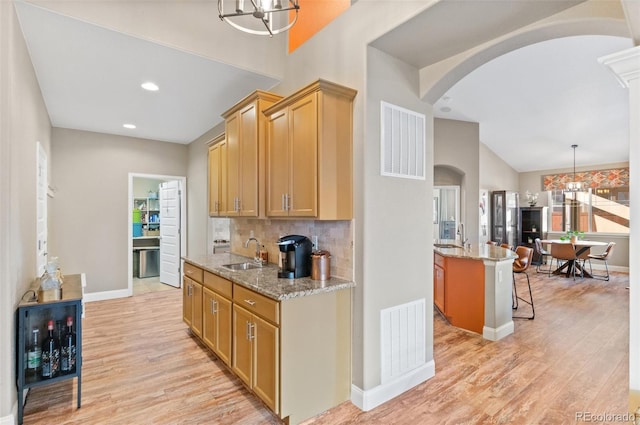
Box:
182 253 355 301
434 243 518 262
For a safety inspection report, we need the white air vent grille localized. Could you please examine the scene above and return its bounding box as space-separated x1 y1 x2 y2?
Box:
380 101 425 180
380 298 426 384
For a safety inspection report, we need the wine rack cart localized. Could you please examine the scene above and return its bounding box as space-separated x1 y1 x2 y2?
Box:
15 274 84 425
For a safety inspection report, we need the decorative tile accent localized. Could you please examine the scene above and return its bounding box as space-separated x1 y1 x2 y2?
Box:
542 167 629 191
230 219 353 280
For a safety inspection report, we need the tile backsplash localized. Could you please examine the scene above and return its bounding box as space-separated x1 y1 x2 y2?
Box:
230 219 353 280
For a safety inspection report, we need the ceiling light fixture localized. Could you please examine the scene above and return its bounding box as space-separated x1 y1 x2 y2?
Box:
141 82 159 91
218 0 300 37
123 124 136 129
564 144 584 192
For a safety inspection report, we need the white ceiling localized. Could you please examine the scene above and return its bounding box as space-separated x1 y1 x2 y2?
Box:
15 0 633 172
15 1 279 144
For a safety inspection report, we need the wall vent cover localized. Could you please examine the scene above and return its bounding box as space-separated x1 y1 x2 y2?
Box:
380 101 425 180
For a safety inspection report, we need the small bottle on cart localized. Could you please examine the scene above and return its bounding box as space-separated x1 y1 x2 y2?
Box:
26 328 42 377
41 320 60 378
61 316 76 374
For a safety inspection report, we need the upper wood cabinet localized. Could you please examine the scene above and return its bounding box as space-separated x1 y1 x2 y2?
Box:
264 79 356 220
208 134 226 217
221 90 282 217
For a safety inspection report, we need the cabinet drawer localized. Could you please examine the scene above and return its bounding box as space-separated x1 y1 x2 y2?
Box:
204 271 232 299
233 284 280 325
434 253 445 269
184 262 203 283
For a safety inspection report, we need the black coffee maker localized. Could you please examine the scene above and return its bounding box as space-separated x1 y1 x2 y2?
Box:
277 235 312 279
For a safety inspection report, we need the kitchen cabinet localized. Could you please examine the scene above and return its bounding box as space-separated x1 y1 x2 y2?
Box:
232 284 280 413
208 134 227 217
433 253 484 334
221 90 282 217
519 206 548 263
491 190 520 247
15 274 84 425
202 271 232 366
434 254 445 313
182 263 203 338
181 259 352 425
264 79 357 219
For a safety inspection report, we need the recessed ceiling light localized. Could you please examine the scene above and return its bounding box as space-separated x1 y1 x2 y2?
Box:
440 106 452 113
141 82 159 91
123 123 136 129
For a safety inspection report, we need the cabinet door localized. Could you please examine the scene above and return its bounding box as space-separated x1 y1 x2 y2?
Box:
239 103 258 216
289 93 318 217
183 277 193 327
208 145 220 216
216 295 232 367
191 281 203 338
266 108 290 217
202 287 216 351
434 264 445 313
225 113 240 216
232 304 253 387
253 315 279 413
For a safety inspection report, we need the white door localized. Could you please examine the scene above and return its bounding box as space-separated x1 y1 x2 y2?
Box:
159 180 181 287
36 142 48 276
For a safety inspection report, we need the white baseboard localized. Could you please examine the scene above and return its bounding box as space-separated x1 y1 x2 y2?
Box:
1 401 15 425
351 360 435 412
483 321 514 341
83 288 131 303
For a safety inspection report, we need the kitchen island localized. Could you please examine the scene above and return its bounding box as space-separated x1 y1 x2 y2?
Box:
182 253 354 425
434 243 518 341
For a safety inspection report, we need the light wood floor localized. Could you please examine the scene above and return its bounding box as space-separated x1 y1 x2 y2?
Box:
23 270 629 424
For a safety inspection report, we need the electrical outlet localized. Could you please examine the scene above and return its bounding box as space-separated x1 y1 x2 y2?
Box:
312 235 319 251
249 230 254 238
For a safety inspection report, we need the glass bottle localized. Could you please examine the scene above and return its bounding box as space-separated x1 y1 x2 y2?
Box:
61 316 76 374
26 328 42 377
41 320 60 378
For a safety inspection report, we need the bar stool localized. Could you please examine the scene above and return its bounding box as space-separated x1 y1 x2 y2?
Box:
512 246 535 320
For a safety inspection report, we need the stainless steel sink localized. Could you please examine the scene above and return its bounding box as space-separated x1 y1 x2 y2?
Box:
221 262 262 271
434 243 462 248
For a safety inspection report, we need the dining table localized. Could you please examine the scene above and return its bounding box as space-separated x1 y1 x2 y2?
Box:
540 239 609 278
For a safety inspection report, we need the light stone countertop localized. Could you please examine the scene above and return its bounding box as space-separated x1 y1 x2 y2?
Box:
182 253 355 301
434 243 519 262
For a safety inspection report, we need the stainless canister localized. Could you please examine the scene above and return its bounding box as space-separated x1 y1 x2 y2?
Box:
311 250 331 281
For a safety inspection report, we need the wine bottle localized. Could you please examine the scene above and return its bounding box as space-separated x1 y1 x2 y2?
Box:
26 328 42 377
41 320 60 378
61 316 76 374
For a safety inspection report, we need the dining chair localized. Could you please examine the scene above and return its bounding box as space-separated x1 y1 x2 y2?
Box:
550 243 582 280
512 246 535 320
486 241 497 246
586 242 616 281
500 243 514 251
533 238 552 275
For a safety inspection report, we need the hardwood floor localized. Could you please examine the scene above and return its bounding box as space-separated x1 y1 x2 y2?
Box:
23 270 628 424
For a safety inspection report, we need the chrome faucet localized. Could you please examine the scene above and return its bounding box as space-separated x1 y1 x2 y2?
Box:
458 223 468 247
244 237 262 265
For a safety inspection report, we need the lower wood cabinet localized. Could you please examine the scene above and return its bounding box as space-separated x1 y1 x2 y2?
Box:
182 275 202 338
182 260 351 425
232 304 279 412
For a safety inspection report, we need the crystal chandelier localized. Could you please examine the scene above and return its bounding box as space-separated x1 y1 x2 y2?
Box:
564 144 584 192
218 0 300 37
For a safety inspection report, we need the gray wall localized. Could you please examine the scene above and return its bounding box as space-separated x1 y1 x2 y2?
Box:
1 1 53 418
187 123 225 257
434 118 482 244
50 128 188 294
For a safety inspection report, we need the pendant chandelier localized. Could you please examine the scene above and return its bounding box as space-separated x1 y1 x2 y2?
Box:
564 144 584 192
218 0 300 37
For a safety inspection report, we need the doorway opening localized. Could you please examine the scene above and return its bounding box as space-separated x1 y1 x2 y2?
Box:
128 173 187 296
